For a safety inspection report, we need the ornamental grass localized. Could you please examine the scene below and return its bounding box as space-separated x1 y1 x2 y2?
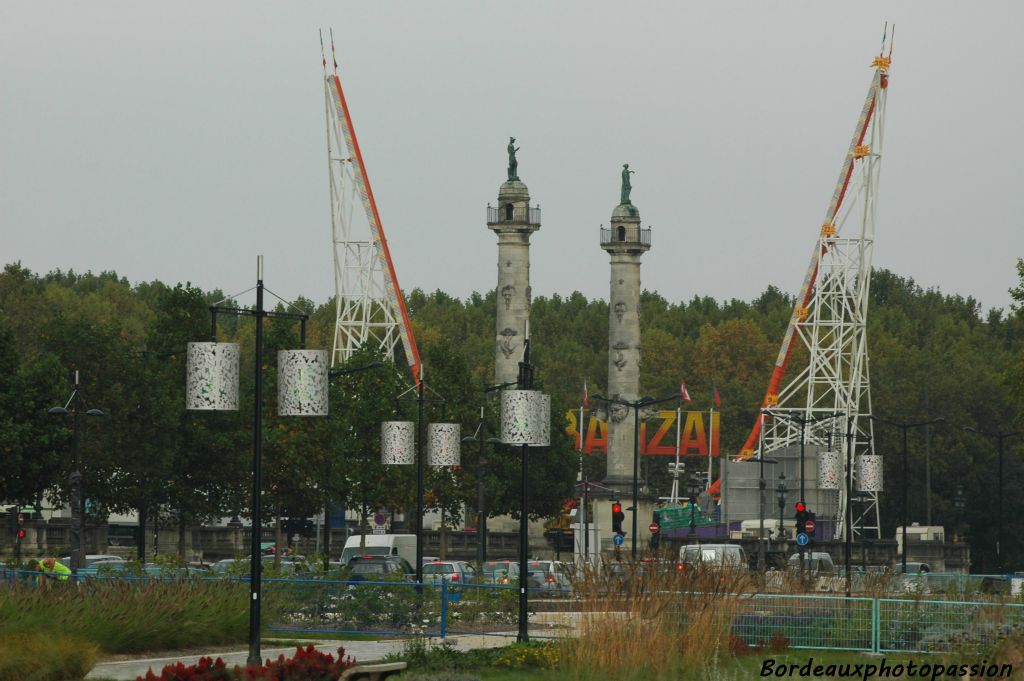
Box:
0 578 249 653
557 559 754 681
0 632 99 681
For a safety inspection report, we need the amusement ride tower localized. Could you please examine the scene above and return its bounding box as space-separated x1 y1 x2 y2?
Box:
322 39 420 380
721 46 894 540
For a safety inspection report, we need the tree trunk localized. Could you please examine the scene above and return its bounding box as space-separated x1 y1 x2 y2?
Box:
439 507 447 560
359 501 368 551
177 515 186 562
275 503 283 568
137 504 147 563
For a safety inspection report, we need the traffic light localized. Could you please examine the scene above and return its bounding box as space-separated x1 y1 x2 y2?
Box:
16 513 26 541
794 502 809 534
611 502 625 535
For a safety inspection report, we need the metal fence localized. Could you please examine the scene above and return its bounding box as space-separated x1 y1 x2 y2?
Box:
728 593 1024 653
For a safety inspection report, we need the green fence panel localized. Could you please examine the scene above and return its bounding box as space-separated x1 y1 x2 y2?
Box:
877 597 1024 653
730 594 874 651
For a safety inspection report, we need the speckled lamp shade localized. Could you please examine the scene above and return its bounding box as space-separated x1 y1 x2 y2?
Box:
818 451 842 490
381 421 415 465
186 342 240 411
500 390 551 447
277 350 329 416
855 455 884 492
427 423 461 467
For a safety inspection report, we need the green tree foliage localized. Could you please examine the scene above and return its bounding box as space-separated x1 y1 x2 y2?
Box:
2 262 1022 570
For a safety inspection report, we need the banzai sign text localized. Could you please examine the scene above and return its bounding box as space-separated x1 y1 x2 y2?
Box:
565 410 720 456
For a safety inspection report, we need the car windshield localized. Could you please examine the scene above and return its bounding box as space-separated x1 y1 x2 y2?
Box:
682 546 742 565
341 547 388 564
423 564 455 574
350 561 388 575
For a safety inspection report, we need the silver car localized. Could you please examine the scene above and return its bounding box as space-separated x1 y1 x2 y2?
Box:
422 560 476 585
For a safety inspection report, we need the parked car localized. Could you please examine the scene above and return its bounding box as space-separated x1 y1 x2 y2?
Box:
787 552 836 574
526 560 573 596
480 560 520 585
346 555 414 581
59 554 125 569
422 560 476 586
898 562 931 574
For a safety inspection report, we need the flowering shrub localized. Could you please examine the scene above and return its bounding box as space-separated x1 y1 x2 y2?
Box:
138 645 356 681
492 642 559 670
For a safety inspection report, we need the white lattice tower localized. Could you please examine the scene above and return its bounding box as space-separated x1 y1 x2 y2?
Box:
324 71 420 380
758 57 890 540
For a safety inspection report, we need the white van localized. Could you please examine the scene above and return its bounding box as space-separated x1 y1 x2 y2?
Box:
679 544 748 569
340 534 417 566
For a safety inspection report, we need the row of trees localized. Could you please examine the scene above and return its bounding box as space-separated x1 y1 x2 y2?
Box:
1 260 1023 570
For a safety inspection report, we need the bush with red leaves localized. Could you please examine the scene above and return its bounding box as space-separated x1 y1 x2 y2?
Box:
138 645 356 681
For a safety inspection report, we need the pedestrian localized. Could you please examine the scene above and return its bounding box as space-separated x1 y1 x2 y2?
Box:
34 557 72 582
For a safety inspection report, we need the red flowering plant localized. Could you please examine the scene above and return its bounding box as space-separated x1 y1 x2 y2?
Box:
138 645 356 681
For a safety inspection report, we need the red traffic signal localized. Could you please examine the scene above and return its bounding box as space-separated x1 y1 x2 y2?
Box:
16 529 26 540
795 502 806 513
611 502 625 535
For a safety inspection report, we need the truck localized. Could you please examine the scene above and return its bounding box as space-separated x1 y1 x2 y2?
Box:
339 534 417 567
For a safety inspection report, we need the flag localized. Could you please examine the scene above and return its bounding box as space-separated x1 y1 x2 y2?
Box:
583 379 589 408
681 381 692 404
713 382 721 408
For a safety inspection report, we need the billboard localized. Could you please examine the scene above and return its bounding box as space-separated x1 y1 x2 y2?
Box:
565 409 720 456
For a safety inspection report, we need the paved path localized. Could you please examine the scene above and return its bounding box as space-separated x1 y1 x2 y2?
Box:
86 635 514 680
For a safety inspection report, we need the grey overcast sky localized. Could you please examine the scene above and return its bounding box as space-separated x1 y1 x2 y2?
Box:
2 2 1022 313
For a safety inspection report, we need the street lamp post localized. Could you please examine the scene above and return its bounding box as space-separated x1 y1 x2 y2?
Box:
765 411 843 507
686 473 701 540
384 371 450 585
776 473 788 541
871 415 945 575
497 336 550 643
592 393 680 559
963 426 1023 572
321 361 383 570
462 406 503 567
48 371 106 572
186 256 317 667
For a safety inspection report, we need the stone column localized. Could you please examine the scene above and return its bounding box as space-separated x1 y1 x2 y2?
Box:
487 181 541 385
601 203 651 493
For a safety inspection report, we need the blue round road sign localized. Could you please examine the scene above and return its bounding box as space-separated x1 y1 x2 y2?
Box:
796 532 809 546
613 533 625 546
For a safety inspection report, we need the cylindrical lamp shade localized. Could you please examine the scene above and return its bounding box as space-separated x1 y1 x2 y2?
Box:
277 350 329 416
428 423 461 467
855 455 884 492
818 451 841 490
381 421 415 465
186 342 240 411
500 390 551 447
